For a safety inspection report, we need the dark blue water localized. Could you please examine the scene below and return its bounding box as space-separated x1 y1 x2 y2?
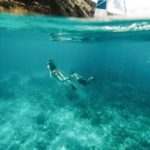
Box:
0 13 150 150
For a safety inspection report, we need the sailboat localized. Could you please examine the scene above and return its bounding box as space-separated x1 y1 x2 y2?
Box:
94 0 107 18
94 0 126 19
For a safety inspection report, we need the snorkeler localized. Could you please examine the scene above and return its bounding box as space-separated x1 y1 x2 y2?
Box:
47 60 77 91
70 70 97 86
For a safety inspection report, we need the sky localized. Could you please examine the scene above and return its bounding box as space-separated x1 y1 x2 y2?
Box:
92 0 150 18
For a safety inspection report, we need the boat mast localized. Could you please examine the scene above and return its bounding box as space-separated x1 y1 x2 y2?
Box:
123 0 127 13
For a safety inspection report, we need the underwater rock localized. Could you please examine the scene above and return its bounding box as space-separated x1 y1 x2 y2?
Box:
46 122 61 140
0 0 96 18
65 92 79 101
36 113 46 125
37 140 47 150
90 114 101 125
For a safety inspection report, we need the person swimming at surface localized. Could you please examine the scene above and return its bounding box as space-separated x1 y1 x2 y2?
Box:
70 70 97 86
47 60 77 91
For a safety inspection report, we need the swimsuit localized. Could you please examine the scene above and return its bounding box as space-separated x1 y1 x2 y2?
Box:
53 70 59 75
77 78 87 86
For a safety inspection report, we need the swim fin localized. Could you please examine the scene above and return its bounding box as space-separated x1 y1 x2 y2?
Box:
71 84 77 91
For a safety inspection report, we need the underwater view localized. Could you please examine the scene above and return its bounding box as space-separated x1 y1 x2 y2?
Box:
0 13 150 150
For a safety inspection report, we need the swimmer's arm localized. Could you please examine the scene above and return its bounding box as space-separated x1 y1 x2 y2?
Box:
49 70 52 79
47 65 52 79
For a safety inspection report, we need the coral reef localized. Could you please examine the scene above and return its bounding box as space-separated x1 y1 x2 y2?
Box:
0 72 150 149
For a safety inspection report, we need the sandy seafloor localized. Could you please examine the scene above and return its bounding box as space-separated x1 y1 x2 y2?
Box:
0 71 150 150
0 13 150 150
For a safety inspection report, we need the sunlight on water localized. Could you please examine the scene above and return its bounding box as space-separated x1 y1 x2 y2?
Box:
0 13 150 150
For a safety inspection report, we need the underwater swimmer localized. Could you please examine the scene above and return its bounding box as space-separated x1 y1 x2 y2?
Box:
47 60 77 91
70 70 97 86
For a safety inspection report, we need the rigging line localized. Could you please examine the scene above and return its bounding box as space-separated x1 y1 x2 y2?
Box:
96 0 107 7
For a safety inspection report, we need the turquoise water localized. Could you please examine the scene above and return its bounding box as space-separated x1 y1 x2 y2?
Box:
0 13 150 150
